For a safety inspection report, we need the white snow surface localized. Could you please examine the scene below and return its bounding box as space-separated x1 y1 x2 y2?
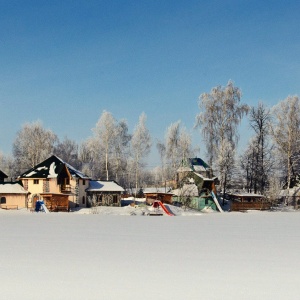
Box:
1 207 300 299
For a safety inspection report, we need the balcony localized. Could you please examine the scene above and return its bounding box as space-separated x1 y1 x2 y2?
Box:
60 184 72 193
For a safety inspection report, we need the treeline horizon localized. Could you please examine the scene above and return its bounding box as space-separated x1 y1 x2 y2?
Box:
1 81 299 204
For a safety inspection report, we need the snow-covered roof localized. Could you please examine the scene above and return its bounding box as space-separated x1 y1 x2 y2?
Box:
0 182 29 194
19 155 90 179
177 166 193 172
177 157 211 174
228 192 265 198
142 187 173 194
279 187 300 197
172 183 199 197
86 180 124 192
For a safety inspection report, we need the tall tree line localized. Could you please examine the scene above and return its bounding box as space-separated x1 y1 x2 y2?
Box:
1 84 300 203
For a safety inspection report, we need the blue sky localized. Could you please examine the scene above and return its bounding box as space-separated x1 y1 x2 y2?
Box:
1 0 300 167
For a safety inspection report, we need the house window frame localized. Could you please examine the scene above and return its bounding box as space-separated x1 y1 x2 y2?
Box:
33 179 39 185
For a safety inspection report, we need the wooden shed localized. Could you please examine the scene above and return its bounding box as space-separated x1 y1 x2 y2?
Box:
229 193 271 211
85 180 124 207
39 193 70 212
144 192 173 205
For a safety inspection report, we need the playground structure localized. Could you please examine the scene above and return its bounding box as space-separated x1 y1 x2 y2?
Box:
151 200 175 216
35 200 49 213
211 191 224 213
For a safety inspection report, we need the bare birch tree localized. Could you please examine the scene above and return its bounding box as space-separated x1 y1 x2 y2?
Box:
195 81 249 193
0 153 16 179
131 113 151 197
54 136 80 169
111 119 131 184
271 95 300 208
218 138 235 203
79 137 103 179
13 121 57 173
165 121 194 184
156 140 166 185
247 102 273 194
92 111 117 180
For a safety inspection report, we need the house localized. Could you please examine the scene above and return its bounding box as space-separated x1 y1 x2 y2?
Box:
0 181 29 209
177 157 212 182
173 158 222 212
19 155 91 211
85 180 124 206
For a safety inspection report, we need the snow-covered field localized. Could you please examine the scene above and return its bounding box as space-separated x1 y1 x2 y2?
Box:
1 206 300 299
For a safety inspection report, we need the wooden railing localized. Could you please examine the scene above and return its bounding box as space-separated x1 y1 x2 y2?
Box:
60 184 72 193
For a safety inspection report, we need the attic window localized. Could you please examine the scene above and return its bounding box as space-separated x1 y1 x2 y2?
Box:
34 179 39 185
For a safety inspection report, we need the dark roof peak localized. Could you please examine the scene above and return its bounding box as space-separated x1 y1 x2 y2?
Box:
19 155 90 179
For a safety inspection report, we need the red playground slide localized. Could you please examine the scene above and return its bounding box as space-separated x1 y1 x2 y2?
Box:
152 201 175 216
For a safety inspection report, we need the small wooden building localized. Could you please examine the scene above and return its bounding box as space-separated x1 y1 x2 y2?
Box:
144 192 173 205
39 193 70 211
229 193 271 211
0 182 29 209
86 180 124 206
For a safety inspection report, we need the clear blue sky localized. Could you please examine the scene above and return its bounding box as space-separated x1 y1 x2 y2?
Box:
1 0 300 167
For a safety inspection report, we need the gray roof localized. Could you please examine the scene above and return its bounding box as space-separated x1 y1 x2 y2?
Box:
0 183 29 194
172 183 199 197
86 180 124 192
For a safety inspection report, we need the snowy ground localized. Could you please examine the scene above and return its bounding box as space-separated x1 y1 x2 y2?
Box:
1 206 300 299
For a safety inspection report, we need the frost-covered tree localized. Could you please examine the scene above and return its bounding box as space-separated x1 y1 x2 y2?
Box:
218 139 235 201
13 121 58 174
195 81 249 191
165 121 194 184
92 111 118 180
0 152 16 179
240 138 257 193
84 112 131 182
271 95 300 207
241 102 273 194
156 140 166 184
79 137 102 179
111 119 131 184
54 136 80 169
131 113 151 196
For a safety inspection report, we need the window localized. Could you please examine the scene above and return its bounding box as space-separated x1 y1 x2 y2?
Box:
82 179 85 186
33 179 39 185
82 196 85 205
1 197 6 204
